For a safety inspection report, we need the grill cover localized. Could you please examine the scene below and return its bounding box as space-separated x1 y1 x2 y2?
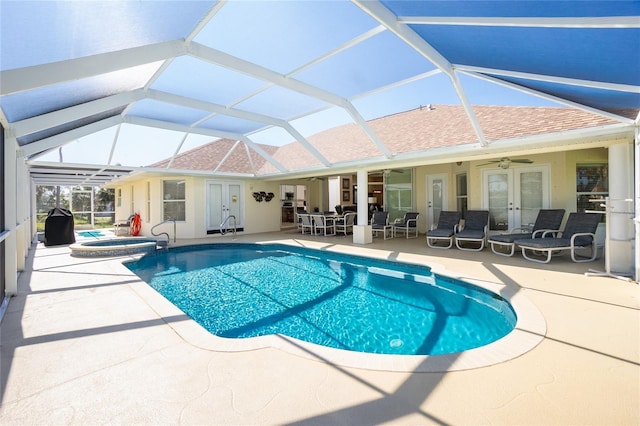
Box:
44 207 76 246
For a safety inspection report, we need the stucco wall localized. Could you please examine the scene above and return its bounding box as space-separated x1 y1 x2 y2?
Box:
113 147 613 240
115 176 282 240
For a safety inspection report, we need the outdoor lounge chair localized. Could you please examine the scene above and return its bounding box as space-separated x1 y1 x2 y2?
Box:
454 210 489 251
393 212 420 238
516 212 602 263
488 209 565 256
113 214 135 236
371 211 392 239
335 212 355 236
426 211 461 249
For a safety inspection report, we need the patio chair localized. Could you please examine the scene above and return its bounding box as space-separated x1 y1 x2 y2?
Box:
454 210 489 251
516 212 602 263
312 214 336 236
298 213 314 234
371 211 392 239
113 214 135 236
335 212 355 236
488 209 565 256
426 211 461 249
393 212 420 238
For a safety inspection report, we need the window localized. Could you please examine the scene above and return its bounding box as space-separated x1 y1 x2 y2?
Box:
576 164 607 219
116 188 122 207
163 180 185 221
71 186 93 227
456 173 468 219
35 186 70 231
385 168 413 222
94 187 115 227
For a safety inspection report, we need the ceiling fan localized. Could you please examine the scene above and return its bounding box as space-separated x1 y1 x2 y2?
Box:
477 157 533 169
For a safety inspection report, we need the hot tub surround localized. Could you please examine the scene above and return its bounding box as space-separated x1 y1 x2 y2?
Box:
70 238 159 257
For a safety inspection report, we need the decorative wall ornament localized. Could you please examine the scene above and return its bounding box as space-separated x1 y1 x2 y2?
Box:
252 192 275 202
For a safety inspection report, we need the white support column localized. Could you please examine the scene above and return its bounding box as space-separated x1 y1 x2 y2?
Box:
4 132 18 296
15 152 29 271
31 180 37 238
635 128 640 283
352 169 372 244
608 142 635 277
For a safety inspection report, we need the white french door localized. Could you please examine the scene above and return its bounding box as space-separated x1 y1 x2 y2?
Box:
206 181 244 233
482 165 550 231
426 173 448 230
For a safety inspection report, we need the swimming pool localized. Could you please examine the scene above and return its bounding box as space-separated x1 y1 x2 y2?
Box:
127 243 517 356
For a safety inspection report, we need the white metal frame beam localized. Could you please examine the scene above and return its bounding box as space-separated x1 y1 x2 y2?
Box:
147 89 332 166
352 0 488 146
0 40 188 96
11 90 146 138
188 41 393 157
21 116 124 158
460 70 638 124
398 16 640 28
456 65 640 96
125 116 288 173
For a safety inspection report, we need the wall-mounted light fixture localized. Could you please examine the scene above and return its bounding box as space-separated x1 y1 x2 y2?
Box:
252 192 275 202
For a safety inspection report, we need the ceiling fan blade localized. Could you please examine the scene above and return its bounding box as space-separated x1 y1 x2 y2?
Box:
477 158 533 167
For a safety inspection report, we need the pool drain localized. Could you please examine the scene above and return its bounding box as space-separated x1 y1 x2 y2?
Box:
389 339 403 348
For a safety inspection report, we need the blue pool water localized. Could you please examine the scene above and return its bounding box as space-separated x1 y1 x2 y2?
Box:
77 230 104 237
83 238 156 247
126 243 516 355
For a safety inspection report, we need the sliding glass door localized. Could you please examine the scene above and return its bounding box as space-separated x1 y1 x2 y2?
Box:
385 168 413 223
206 181 244 233
483 166 549 231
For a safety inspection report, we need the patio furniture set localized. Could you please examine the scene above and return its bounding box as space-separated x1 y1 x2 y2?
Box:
426 209 602 263
297 208 602 263
297 212 357 237
296 211 420 239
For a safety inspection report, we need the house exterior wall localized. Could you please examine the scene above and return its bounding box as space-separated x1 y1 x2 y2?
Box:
243 180 281 234
115 176 282 239
410 148 610 234
114 147 614 241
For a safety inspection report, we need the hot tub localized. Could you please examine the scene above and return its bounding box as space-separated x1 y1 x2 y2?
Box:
70 238 158 257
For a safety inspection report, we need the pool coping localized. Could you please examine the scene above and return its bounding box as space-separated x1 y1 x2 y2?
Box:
124 240 547 373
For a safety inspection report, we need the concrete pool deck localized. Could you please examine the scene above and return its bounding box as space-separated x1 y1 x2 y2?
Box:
1 231 638 425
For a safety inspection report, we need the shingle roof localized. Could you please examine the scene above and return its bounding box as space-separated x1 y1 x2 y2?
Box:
150 138 278 173
151 105 620 175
